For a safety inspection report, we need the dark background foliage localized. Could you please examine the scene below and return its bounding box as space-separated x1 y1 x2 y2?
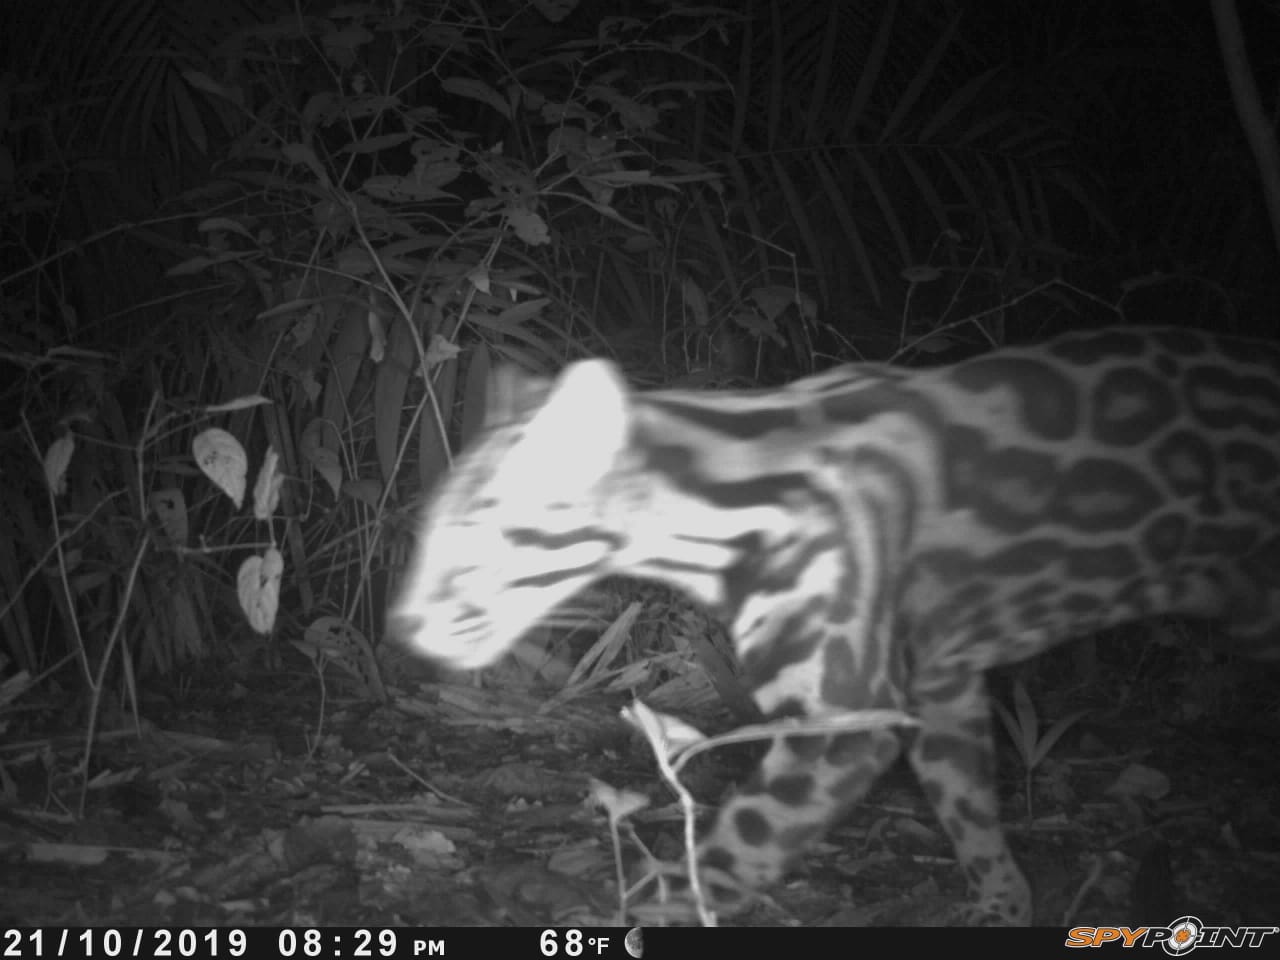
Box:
1 0 1276 700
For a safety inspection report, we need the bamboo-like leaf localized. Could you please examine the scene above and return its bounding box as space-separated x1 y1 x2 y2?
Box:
811 151 880 307
495 298 550 326
569 600 643 685
693 193 743 312
956 109 1020 149
299 419 343 499
43 435 75 497
417 355 456 496
1051 170 1116 238
919 69 1001 145
252 447 283 520
459 345 492 448
837 0 894 137
801 2 840 144
442 76 511 120
893 144 949 236
1029 709 1089 769
0 526 35 668
320 296 371 462
168 584 203 661
182 70 233 101
992 697 1022 758
374 314 415 485
171 75 209 154
1008 157 1034 238
204 394 271 414
466 314 559 362
769 156 824 286
847 146 912 266
879 8 960 142
721 155 773 280
1013 679 1038 758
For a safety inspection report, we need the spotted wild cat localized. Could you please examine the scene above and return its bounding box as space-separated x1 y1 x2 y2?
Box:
391 326 1280 924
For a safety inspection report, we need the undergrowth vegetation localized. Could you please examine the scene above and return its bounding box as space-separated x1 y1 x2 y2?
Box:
4 0 1243 755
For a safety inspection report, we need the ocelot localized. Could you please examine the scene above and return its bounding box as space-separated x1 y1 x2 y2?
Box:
391 326 1280 924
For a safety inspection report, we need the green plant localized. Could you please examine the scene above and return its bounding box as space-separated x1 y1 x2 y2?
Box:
993 678 1089 821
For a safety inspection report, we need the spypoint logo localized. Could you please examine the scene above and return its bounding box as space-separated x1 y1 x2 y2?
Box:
1164 917 1203 954
1065 916 1279 953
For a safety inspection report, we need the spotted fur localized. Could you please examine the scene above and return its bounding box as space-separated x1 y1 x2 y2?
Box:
391 326 1280 923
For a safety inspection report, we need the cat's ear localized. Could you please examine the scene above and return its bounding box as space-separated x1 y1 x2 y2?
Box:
502 359 630 496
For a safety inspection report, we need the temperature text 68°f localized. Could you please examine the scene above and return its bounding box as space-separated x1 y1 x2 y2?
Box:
540 930 613 957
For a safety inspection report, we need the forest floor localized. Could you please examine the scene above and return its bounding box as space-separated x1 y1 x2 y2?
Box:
2 643 1278 929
